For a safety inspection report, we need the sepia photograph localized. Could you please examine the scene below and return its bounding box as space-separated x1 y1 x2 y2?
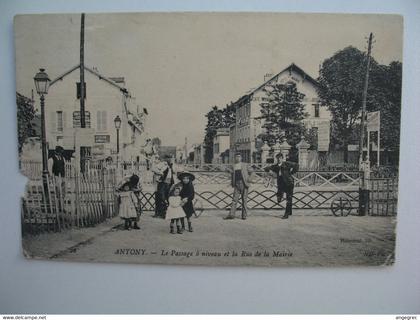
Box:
15 12 403 267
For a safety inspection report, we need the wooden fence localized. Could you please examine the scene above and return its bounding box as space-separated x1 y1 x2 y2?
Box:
22 170 119 235
368 178 398 216
21 163 397 235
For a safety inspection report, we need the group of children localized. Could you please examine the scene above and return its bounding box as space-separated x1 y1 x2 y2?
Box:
115 171 196 234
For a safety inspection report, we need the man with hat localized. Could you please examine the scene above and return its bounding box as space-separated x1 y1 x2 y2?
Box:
224 153 253 220
152 154 176 218
48 146 67 211
48 146 66 178
264 153 299 219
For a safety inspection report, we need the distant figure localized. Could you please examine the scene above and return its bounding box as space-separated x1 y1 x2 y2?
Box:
224 153 253 220
104 156 116 170
264 153 299 219
143 138 158 170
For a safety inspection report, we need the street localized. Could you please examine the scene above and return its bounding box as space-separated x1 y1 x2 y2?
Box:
23 210 396 267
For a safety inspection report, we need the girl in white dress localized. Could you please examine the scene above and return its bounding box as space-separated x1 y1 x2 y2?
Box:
116 174 141 230
165 186 186 234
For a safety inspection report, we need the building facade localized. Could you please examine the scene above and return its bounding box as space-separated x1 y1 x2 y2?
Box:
231 63 331 163
44 67 148 166
212 128 230 163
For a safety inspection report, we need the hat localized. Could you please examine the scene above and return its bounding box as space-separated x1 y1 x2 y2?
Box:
177 171 195 182
117 174 140 191
55 146 64 152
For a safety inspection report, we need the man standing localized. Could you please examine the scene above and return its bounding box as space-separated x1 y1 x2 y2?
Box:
265 153 298 219
48 146 66 178
48 146 66 211
224 153 252 220
152 155 175 218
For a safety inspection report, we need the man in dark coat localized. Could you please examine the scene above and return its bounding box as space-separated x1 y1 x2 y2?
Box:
152 155 175 218
265 153 299 219
48 146 66 211
49 146 66 177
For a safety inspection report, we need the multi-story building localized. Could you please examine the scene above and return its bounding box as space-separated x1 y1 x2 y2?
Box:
44 67 148 165
212 128 230 163
231 63 331 163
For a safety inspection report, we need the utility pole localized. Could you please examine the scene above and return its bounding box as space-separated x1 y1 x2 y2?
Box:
80 13 86 129
358 32 373 168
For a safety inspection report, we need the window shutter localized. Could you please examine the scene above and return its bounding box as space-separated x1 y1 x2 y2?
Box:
49 111 56 133
62 111 67 129
102 110 107 131
97 110 101 130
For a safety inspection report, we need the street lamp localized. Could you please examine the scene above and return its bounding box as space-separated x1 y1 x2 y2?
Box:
114 115 122 154
33 68 51 178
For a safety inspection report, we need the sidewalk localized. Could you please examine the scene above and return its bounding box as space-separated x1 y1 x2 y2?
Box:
22 216 122 259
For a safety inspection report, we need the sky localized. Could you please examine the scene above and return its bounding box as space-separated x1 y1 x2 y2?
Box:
14 12 403 147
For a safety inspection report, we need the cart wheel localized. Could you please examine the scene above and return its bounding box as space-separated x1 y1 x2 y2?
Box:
193 199 204 218
331 197 352 217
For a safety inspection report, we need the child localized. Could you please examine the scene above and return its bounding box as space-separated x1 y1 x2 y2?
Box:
178 171 196 232
165 186 186 234
116 174 141 230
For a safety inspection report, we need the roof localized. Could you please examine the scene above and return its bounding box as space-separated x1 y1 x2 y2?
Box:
49 64 131 97
233 63 319 107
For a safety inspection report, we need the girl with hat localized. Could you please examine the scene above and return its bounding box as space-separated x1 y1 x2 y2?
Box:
178 171 196 232
166 185 186 234
116 174 142 230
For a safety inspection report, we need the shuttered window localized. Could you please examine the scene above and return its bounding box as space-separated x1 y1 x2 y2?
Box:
56 111 63 132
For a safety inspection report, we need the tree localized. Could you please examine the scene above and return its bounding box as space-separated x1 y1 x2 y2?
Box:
257 82 308 147
203 103 235 163
367 61 402 160
17 92 36 153
317 46 377 162
151 137 162 148
318 45 402 164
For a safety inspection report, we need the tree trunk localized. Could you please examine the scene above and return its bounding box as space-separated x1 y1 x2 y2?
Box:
343 137 349 163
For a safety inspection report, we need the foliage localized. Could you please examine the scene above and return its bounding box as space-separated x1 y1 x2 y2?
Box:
304 127 318 150
367 61 402 153
257 82 308 147
318 46 402 162
17 92 36 153
203 103 235 163
151 137 162 147
317 46 374 162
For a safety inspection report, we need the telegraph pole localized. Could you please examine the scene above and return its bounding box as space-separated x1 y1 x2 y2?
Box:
80 13 86 128
358 32 373 167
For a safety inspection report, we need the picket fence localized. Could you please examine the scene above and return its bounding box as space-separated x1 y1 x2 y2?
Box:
22 169 119 234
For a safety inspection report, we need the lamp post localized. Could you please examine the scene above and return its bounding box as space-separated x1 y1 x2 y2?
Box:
114 115 122 154
34 68 51 192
